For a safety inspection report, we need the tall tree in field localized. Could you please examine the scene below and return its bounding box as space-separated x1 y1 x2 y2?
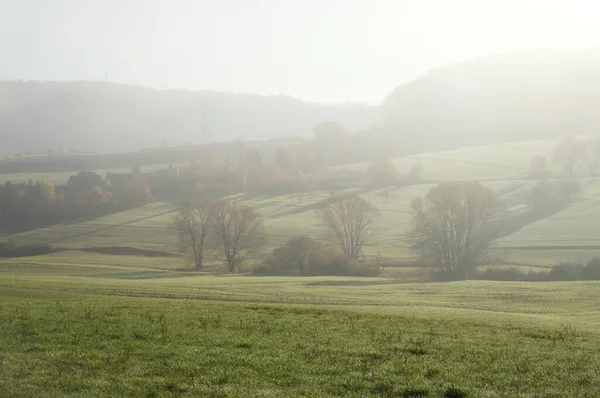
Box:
553 137 585 176
410 182 500 278
210 200 265 272
317 195 379 259
173 204 213 270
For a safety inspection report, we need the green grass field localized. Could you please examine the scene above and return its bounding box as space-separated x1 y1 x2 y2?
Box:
2 264 600 397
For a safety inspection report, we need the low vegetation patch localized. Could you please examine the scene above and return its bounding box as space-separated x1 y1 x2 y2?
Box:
255 235 381 277
0 241 57 258
468 257 600 282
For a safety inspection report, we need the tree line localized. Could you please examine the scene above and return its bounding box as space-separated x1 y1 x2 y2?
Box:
0 176 153 230
529 136 600 179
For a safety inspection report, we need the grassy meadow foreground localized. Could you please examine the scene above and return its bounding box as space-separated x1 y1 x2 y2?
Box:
2 263 600 397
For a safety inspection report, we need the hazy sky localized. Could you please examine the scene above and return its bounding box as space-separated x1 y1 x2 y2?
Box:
2 0 600 103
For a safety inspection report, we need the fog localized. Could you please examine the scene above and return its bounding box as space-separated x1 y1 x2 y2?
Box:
3 0 599 103
4 3 600 395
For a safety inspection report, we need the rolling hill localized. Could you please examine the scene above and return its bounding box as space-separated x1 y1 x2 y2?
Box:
0 80 379 155
382 48 600 153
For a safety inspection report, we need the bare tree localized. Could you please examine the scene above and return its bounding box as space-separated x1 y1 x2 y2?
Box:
583 136 600 181
210 200 266 272
173 204 213 270
553 137 585 177
317 195 379 259
410 182 500 278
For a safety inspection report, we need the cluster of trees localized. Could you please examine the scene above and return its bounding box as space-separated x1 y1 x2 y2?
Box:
171 121 427 201
0 174 153 231
0 181 63 229
179 142 421 202
175 194 381 274
550 136 600 179
173 200 265 271
260 195 381 276
175 180 507 280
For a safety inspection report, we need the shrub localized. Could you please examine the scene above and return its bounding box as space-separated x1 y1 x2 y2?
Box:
306 246 378 277
0 241 57 258
431 258 600 282
262 245 296 273
259 235 321 275
548 262 583 281
529 179 580 214
472 267 529 281
258 240 380 277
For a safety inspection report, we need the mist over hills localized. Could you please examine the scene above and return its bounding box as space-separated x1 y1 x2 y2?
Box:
382 48 600 153
0 80 379 155
4 49 600 157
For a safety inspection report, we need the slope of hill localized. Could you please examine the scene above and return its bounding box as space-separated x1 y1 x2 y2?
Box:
7 140 567 267
382 48 600 153
0 81 379 155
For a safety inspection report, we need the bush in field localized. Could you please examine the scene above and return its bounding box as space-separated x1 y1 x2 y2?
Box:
466 257 600 282
258 239 379 277
261 235 321 274
469 267 549 282
530 155 548 174
260 245 296 274
0 241 57 258
548 262 584 281
305 246 378 277
367 159 399 186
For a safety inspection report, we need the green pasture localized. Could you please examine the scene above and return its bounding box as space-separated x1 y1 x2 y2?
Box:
1 264 600 397
343 140 556 181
